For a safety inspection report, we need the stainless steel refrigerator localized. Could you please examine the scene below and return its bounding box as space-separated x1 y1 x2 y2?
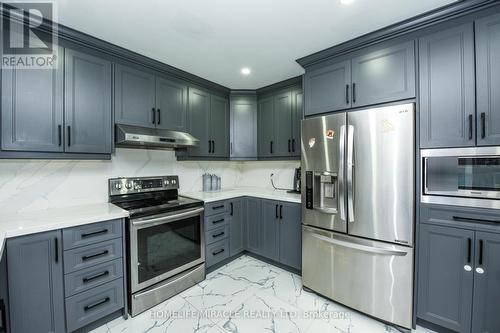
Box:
301 103 415 329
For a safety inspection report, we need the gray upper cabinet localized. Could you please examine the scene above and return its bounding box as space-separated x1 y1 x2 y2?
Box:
419 23 476 148
155 76 187 131
304 60 350 116
246 198 262 255
230 94 257 159
187 87 211 156
278 202 301 270
64 49 112 154
261 199 280 262
1 46 64 152
114 64 156 127
417 224 474 332
210 95 229 158
476 13 500 146
273 91 293 156
471 232 500 333
351 40 415 107
229 198 245 256
7 230 65 333
257 96 274 158
291 89 303 157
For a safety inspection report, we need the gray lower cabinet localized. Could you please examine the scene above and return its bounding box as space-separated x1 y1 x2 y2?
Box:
7 230 65 333
260 199 280 261
257 96 275 158
304 60 351 116
229 199 245 256
230 94 257 159
351 40 415 108
64 49 112 154
475 13 500 146
246 198 263 255
419 23 476 148
114 63 156 127
278 201 302 270
417 224 474 332
471 232 500 333
155 76 188 131
1 46 64 152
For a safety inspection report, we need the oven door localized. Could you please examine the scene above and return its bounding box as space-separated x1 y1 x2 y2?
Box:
130 207 205 293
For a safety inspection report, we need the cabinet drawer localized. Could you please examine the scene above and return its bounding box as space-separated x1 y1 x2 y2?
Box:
63 219 122 250
64 238 123 274
205 213 229 231
65 278 124 332
205 225 229 245
64 258 123 297
205 201 229 217
206 239 229 267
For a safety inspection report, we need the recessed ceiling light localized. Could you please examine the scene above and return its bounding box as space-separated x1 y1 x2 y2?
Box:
340 0 354 5
241 67 251 75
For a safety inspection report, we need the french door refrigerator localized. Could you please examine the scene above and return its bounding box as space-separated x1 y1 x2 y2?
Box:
301 103 415 329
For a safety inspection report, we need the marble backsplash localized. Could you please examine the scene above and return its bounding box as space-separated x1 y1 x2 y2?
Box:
0 148 299 213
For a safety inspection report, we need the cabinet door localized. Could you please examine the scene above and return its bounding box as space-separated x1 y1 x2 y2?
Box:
230 95 257 159
7 231 65 333
246 198 262 255
187 88 211 156
1 47 64 152
419 23 476 148
304 60 351 116
155 76 187 131
351 40 415 107
471 232 500 333
279 202 301 270
258 96 275 157
64 49 112 154
229 199 245 256
261 199 280 261
210 95 229 158
476 13 500 146
291 89 303 157
417 224 474 332
273 91 293 157
114 64 156 127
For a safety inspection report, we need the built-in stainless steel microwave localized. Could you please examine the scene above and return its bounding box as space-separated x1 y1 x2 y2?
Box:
421 147 500 209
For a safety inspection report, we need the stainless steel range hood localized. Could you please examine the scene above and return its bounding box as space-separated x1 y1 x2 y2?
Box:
115 124 199 149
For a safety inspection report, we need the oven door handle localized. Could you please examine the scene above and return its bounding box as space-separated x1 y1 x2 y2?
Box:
132 207 204 227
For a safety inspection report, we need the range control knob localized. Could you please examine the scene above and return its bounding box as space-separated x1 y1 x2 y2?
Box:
171 179 177 185
114 183 122 190
125 182 132 189
164 179 170 186
134 183 141 190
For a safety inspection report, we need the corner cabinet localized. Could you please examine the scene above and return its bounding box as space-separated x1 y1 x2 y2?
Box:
7 230 65 333
303 40 415 116
230 93 258 159
476 13 500 146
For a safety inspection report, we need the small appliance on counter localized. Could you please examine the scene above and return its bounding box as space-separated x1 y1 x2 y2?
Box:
108 175 205 316
294 167 301 192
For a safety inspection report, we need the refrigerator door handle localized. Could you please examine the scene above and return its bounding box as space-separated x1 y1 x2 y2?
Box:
347 124 354 223
339 125 346 222
310 231 408 256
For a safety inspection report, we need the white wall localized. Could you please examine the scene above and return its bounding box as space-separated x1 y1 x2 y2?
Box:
0 148 299 213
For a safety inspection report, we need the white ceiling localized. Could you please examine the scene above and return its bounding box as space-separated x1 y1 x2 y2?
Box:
53 0 459 89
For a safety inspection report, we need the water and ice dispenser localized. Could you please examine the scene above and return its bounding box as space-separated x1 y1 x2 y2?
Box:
305 171 339 213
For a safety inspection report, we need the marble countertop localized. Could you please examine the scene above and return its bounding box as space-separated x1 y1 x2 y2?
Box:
0 203 129 257
182 186 302 204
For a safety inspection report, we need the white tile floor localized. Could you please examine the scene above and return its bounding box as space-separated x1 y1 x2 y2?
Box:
91 255 434 333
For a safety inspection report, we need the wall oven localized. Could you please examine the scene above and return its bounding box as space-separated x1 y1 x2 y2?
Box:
422 147 500 209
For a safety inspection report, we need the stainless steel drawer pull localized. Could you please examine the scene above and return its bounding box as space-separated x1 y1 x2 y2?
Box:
81 229 108 239
212 249 225 256
82 250 109 261
84 297 110 312
212 219 225 224
83 270 109 283
212 232 225 238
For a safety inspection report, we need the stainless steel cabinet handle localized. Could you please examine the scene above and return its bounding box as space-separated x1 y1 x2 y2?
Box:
338 125 346 222
311 232 407 256
347 125 354 223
